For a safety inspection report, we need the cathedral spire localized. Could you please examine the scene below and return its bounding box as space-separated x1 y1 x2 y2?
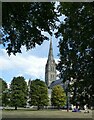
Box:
48 38 54 61
45 37 56 87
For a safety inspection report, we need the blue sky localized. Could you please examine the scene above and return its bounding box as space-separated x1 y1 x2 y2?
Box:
0 34 60 85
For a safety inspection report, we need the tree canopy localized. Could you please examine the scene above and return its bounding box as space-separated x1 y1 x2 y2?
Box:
56 3 94 107
0 78 8 106
51 85 66 109
0 78 7 92
2 2 59 55
10 76 28 110
29 79 49 110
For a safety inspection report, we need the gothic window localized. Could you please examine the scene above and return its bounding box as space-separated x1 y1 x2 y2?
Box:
51 66 55 72
51 74 53 80
51 67 53 72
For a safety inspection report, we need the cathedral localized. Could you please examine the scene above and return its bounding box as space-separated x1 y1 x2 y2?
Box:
45 38 64 89
45 39 56 87
44 39 66 105
45 39 70 106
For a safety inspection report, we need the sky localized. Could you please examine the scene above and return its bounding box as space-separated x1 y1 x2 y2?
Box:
0 34 60 85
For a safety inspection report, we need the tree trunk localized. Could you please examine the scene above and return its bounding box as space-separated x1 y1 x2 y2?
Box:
15 106 17 110
37 106 40 110
58 106 60 110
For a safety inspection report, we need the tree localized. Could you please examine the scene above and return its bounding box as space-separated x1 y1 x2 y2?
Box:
2 2 59 55
0 78 8 106
29 79 49 110
56 3 94 107
51 85 66 109
10 76 28 110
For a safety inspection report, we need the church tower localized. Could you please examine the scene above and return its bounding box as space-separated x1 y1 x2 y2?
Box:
45 39 56 87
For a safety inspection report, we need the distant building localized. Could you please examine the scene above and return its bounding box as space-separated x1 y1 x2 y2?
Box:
45 39 56 87
45 38 64 89
45 38 63 105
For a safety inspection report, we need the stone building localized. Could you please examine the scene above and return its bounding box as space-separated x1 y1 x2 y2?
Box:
45 39 56 87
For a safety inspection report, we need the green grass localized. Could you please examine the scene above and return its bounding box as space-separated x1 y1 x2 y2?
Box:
2 109 93 118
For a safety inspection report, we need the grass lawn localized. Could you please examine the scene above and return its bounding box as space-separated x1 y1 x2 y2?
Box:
2 109 93 119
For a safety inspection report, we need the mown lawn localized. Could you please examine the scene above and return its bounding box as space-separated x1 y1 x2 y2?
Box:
2 109 93 118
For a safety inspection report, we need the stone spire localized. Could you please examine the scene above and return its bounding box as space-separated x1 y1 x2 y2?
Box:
45 38 56 87
48 38 54 61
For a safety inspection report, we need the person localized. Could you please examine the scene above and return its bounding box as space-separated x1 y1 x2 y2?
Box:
71 104 74 111
78 105 80 110
72 104 81 112
84 104 89 113
72 105 77 112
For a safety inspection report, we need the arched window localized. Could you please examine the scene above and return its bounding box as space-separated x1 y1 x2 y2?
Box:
51 67 53 72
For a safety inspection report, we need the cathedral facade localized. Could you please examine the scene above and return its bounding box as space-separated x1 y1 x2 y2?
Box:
45 39 56 87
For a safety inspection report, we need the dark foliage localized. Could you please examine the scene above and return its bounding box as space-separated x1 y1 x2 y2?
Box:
10 76 28 110
56 2 94 107
29 79 49 110
2 2 59 55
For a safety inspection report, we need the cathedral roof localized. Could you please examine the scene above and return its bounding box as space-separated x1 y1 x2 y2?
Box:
49 79 65 89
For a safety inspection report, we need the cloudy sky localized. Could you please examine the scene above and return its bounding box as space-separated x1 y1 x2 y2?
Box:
0 34 60 85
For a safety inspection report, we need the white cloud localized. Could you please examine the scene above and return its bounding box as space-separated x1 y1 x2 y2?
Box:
0 47 59 82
